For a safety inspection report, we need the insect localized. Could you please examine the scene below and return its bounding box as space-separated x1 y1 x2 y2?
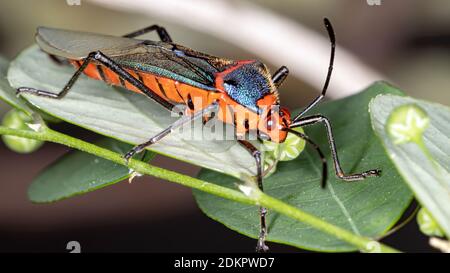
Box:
17 18 381 252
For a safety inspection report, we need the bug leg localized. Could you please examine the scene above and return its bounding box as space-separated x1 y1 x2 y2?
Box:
123 127 172 163
19 51 175 111
271 66 289 88
238 140 269 253
290 115 381 181
88 51 175 110
16 52 99 99
123 25 173 42
124 101 219 163
292 18 336 122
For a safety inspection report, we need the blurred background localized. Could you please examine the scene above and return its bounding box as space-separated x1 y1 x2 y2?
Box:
0 0 448 252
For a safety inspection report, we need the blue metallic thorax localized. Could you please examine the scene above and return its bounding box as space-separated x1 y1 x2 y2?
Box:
222 63 272 113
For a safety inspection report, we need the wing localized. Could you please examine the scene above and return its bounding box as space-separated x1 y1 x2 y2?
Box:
36 27 145 59
36 27 236 91
112 42 236 91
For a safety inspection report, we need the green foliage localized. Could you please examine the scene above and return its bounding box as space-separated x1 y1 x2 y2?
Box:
28 137 155 203
194 83 413 251
417 207 445 237
370 95 450 237
1 108 44 153
0 56 32 115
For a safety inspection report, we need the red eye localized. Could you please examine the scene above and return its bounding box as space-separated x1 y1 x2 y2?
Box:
279 107 291 127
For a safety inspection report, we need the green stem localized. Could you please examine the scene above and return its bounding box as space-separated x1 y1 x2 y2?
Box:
259 194 398 252
0 125 399 253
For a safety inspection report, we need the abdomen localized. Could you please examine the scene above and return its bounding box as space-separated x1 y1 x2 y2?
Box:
71 60 218 113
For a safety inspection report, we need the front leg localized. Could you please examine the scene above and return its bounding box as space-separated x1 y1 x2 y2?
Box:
291 115 381 181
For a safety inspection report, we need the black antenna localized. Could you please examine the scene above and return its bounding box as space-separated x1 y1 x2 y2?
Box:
292 18 335 122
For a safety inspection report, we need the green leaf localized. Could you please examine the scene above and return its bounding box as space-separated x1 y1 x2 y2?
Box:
370 94 450 237
0 56 32 115
194 82 413 252
28 137 155 203
417 207 445 238
1 108 44 153
7 45 257 180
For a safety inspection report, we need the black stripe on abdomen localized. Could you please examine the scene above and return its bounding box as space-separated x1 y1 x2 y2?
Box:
96 65 107 83
154 78 169 100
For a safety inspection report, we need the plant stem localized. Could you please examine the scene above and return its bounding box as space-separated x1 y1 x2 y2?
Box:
259 194 399 253
0 125 400 253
